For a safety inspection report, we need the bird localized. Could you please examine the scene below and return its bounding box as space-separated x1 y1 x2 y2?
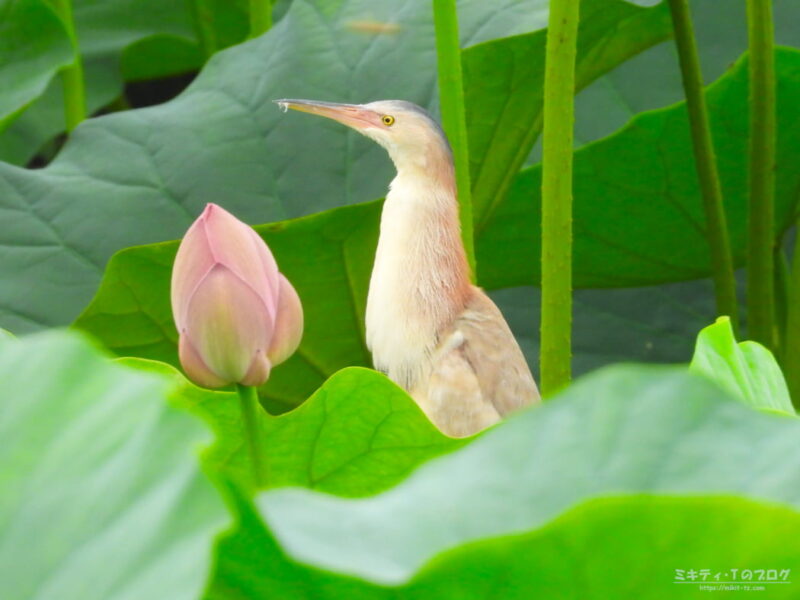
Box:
276 99 540 437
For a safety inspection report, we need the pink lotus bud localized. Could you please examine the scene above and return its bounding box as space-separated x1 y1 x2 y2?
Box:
171 203 304 388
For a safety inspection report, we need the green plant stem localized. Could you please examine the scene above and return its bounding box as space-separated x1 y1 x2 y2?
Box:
668 0 740 336
746 0 776 350
51 0 86 131
432 0 477 280
785 229 800 408
539 0 579 396
774 244 789 355
236 384 266 487
191 0 218 58
249 0 272 39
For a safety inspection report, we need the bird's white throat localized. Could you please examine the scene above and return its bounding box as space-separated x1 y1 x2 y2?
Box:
365 171 470 390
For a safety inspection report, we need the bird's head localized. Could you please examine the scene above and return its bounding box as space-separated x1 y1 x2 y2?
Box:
275 99 453 175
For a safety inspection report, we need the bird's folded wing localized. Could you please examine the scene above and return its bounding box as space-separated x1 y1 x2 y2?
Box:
423 339 502 437
453 287 540 416
415 288 540 437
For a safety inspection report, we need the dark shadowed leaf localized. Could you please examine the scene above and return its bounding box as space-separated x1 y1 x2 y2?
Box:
488 277 735 379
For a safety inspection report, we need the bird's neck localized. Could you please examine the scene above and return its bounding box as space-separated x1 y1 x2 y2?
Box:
365 161 472 387
384 162 472 301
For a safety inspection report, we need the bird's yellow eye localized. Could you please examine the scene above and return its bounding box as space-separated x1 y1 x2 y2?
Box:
382 115 395 126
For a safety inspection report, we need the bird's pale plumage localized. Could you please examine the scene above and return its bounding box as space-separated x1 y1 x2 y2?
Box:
278 98 540 436
414 287 538 437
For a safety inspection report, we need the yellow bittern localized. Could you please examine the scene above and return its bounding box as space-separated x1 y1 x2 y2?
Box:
277 99 539 436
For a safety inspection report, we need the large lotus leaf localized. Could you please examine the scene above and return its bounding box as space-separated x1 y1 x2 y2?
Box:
463 0 671 228
477 48 800 290
204 365 800 597
395 497 800 599
208 494 800 599
0 0 73 129
0 0 670 333
258 366 800 581
690 316 795 416
123 357 461 494
0 329 228 600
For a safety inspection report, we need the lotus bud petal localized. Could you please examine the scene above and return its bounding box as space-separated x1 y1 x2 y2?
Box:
178 335 228 389
171 203 302 388
267 274 304 366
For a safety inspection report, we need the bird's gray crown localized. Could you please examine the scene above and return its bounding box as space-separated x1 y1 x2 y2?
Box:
370 100 452 155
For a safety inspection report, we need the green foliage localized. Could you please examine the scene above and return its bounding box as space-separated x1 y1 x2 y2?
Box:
0 0 249 164
495 278 733 378
4 333 799 598
479 48 800 290
433 0 476 274
538 0 581 393
0 0 73 129
0 0 548 166
74 48 800 388
124 358 461 495
465 0 672 229
0 330 227 600
402 497 800 599
691 316 795 416
4 0 800 597
745 0 778 351
0 0 668 334
208 366 800 597
220 497 800 599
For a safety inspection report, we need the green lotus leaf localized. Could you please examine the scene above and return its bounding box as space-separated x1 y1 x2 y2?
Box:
0 330 228 600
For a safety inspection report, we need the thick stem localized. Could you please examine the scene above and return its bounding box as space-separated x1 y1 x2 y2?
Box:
237 384 266 488
785 229 800 408
668 0 740 335
746 0 776 350
774 244 789 356
539 0 579 396
432 0 477 280
249 0 272 39
191 0 218 58
51 0 86 131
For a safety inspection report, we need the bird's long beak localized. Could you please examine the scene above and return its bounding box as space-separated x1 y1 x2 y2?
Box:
274 99 380 131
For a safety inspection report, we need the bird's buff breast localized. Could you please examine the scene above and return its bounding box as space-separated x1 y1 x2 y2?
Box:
365 181 464 390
